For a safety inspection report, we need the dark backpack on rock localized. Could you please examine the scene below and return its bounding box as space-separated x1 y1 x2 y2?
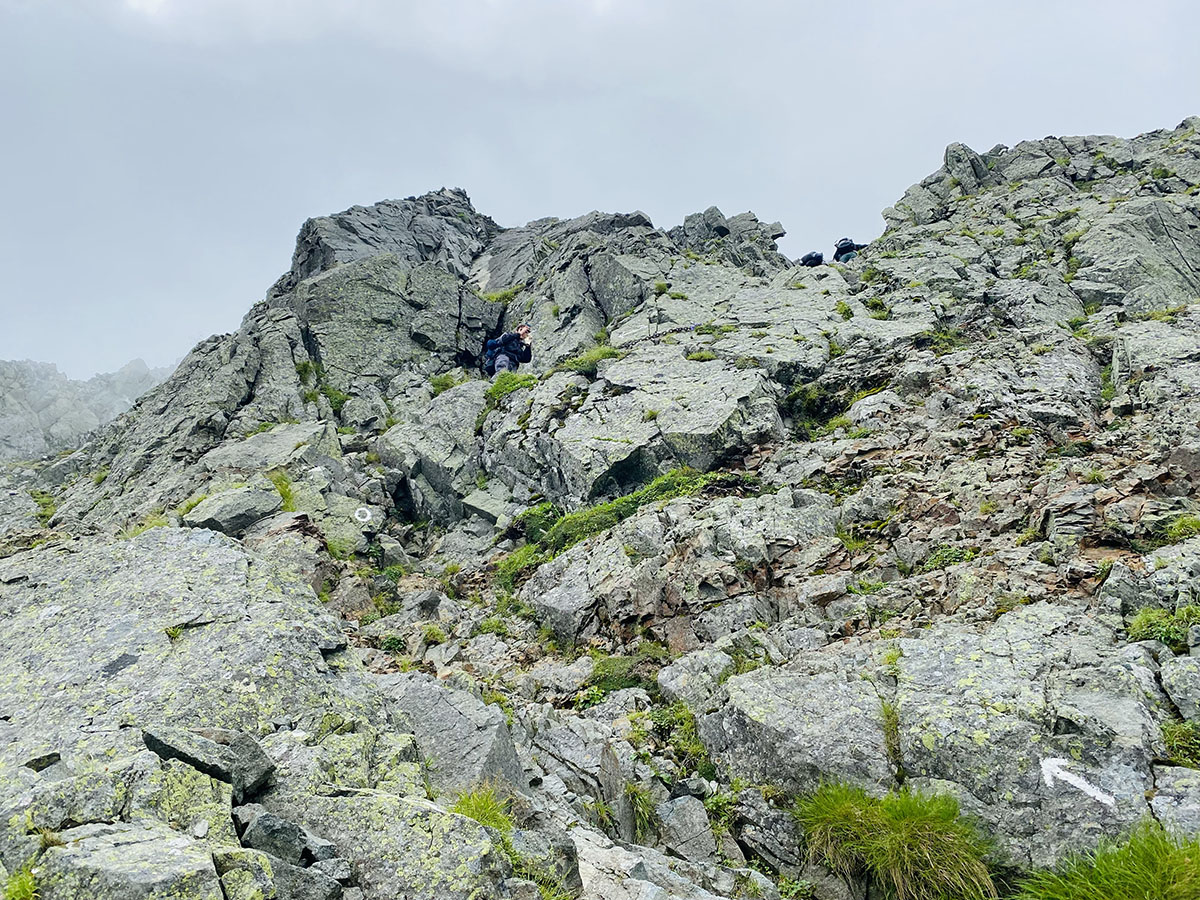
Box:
801 251 824 267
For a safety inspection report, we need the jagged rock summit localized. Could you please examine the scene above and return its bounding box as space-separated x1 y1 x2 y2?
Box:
2 116 1200 900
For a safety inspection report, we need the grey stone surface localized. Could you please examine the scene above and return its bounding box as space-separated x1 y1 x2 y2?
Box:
182 486 283 536
37 821 223 900
142 726 274 804
1150 765 1200 837
656 795 719 864
372 672 525 795
1162 655 1200 719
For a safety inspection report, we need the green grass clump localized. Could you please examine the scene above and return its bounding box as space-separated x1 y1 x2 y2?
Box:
511 502 563 543
482 285 523 304
452 784 515 833
430 372 466 396
918 327 967 356
475 616 510 637
1126 606 1200 654
1164 514 1200 544
794 783 996 900
92 467 109 485
29 490 55 526
1014 820 1200 900
295 359 319 384
686 349 717 362
920 544 977 573
381 564 408 582
118 512 169 540
648 701 715 779
454 783 577 900
495 543 547 592
325 537 356 560
422 624 447 645
540 468 751 555
3 867 37 900
175 494 207 517
485 372 538 404
266 468 297 512
626 782 659 842
835 300 854 320
556 345 622 377
1163 720 1200 768
495 469 758 592
319 383 350 413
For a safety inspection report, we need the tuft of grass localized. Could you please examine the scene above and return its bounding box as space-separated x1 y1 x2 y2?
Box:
422 624 448 646
835 300 854 320
510 502 563 543
686 349 717 362
495 543 546 593
118 512 169 540
794 783 996 900
325 537 356 560
452 784 514 833
848 579 885 595
918 327 967 356
474 616 510 638
486 371 538 404
430 372 467 396
555 346 622 377
1163 720 1200 768
1014 819 1200 900
482 285 522 304
626 782 659 843
175 494 207 517
381 564 408 582
1126 606 1200 654
540 469 754 555
920 544 977 573
1164 514 1200 544
648 701 715 779
320 383 350 413
92 467 109 486
295 359 318 384
836 525 871 553
266 469 297 512
29 490 56 527
3 867 38 900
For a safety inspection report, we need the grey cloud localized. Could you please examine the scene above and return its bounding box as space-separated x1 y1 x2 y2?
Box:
1 0 1197 377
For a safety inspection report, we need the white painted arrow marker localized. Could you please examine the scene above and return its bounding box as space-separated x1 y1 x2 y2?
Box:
1040 757 1116 807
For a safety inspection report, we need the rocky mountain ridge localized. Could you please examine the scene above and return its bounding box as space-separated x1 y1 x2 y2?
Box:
0 357 172 461
2 116 1200 900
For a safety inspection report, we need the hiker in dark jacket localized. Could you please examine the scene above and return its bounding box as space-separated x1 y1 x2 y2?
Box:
833 237 867 263
484 324 533 378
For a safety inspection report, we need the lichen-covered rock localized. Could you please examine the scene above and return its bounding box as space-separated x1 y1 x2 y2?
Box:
656 795 719 864
0 527 384 771
698 665 894 795
182 486 282 536
37 821 223 900
1150 765 1200 837
895 603 1168 867
372 673 526 795
262 791 511 900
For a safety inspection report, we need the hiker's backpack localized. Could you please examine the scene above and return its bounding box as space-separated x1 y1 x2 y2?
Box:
801 251 824 267
835 237 856 253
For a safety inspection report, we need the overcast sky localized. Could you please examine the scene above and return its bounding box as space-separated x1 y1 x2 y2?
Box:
1 0 1197 379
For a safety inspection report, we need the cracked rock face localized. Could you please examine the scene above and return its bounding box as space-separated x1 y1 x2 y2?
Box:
4 117 1200 899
